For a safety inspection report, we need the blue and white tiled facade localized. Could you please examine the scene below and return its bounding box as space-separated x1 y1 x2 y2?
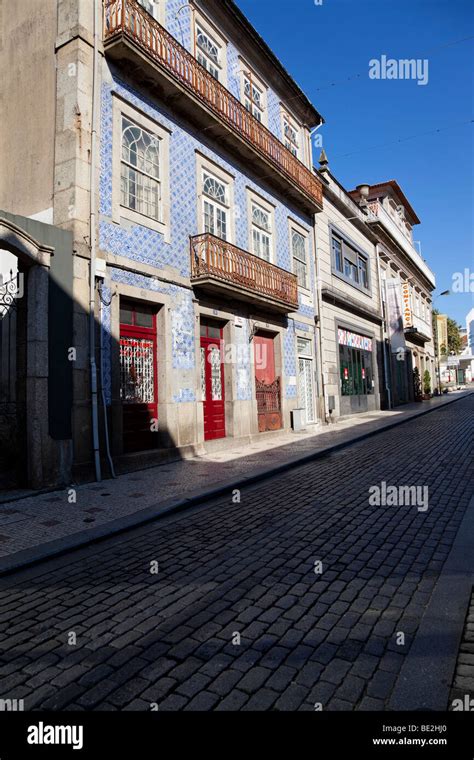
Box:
98 0 321 449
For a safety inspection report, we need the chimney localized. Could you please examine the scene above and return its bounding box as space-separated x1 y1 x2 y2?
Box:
355 183 370 207
318 149 329 174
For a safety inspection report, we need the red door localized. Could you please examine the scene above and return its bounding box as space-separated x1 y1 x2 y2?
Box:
254 332 282 432
120 301 158 452
200 321 225 441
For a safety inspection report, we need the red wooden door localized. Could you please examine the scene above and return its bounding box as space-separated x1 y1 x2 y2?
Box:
254 333 282 432
120 302 158 453
200 322 225 441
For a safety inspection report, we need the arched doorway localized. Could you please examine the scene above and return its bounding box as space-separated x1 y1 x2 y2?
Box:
0 218 53 489
0 257 27 487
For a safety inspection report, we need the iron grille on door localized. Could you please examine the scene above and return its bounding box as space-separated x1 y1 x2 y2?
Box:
120 337 155 404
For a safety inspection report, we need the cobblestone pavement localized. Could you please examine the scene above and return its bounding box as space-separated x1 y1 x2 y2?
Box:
0 393 466 561
0 396 472 711
449 590 474 709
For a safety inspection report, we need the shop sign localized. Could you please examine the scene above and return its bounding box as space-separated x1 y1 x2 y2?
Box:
338 328 373 352
401 281 413 328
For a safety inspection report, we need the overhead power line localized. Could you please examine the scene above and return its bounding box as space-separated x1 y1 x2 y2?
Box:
314 35 474 93
331 118 474 159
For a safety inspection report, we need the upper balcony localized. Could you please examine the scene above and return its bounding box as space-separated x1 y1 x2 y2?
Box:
366 201 436 288
405 312 433 344
190 233 299 313
103 0 323 215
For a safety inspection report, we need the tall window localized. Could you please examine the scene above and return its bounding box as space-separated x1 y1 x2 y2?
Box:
331 236 342 272
358 257 369 289
292 229 307 289
243 74 264 122
121 116 161 221
203 172 228 240
331 232 370 291
251 202 272 261
196 25 221 79
283 114 300 157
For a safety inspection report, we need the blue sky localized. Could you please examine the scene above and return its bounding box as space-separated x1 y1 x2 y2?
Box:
236 0 474 327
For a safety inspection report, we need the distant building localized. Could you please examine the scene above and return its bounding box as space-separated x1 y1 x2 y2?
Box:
349 181 436 404
439 309 474 386
467 308 474 351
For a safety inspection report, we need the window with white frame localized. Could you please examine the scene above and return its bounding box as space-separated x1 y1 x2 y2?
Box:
202 171 229 240
291 227 308 289
112 98 170 238
251 201 272 261
331 236 343 272
282 112 300 157
358 257 369 289
195 23 222 80
121 116 162 222
243 72 265 122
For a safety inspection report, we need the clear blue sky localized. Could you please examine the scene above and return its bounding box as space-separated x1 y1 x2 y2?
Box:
236 0 474 327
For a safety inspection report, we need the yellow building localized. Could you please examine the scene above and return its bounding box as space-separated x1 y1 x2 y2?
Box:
436 314 448 356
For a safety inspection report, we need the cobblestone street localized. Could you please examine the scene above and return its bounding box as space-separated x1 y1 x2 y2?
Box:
0 396 472 711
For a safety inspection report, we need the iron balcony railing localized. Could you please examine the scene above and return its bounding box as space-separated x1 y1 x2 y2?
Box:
190 233 299 310
103 0 323 210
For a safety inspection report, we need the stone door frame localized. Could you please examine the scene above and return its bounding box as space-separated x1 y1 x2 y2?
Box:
0 218 54 487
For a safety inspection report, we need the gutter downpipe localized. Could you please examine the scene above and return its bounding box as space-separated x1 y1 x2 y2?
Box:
375 244 392 409
313 207 327 423
99 286 117 478
89 0 102 481
310 127 327 423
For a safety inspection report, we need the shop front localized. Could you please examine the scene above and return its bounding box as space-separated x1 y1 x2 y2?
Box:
337 326 377 415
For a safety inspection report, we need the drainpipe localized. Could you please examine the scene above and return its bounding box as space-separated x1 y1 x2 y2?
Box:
375 244 392 409
89 0 102 481
99 283 117 478
313 214 327 423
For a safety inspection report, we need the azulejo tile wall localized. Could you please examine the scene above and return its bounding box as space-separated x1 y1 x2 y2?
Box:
99 71 318 408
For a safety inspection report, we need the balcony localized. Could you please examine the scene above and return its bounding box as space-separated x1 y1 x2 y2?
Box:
405 312 432 344
103 0 323 215
367 201 436 288
190 233 299 313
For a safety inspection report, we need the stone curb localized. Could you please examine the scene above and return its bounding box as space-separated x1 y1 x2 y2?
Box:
0 392 471 578
388 494 474 711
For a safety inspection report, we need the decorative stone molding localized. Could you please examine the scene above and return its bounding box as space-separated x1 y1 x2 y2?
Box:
0 218 54 269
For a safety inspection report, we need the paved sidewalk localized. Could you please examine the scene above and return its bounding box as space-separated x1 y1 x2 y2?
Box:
0 391 470 574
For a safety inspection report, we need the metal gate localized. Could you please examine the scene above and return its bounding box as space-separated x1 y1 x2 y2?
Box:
119 301 158 453
0 269 26 488
256 377 282 432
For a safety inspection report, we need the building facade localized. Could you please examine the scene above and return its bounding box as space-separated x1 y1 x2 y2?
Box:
349 181 437 406
314 157 384 420
0 0 441 491
0 0 325 487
